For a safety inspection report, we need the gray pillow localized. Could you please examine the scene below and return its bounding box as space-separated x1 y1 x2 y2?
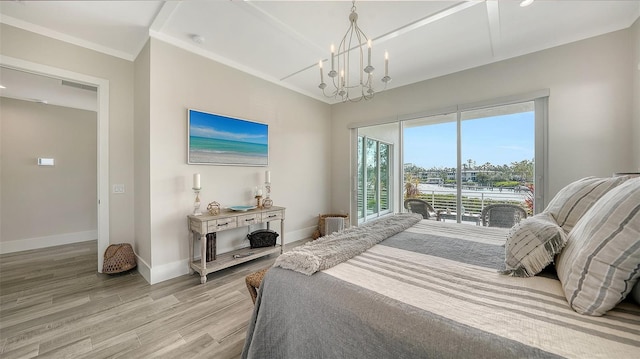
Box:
556 177 640 316
545 176 629 234
501 212 567 277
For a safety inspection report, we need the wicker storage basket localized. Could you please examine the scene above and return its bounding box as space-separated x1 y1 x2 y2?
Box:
247 229 279 248
312 213 349 239
103 243 137 274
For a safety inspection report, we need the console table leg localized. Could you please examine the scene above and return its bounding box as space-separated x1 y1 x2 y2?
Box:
280 219 285 254
188 231 194 275
200 233 207 284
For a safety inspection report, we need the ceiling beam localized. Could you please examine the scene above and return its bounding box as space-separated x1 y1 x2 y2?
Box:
485 0 501 58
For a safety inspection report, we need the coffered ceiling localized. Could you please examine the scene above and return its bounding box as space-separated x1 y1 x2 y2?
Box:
1 0 639 108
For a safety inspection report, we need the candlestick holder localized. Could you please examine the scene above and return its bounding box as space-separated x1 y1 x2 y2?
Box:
193 188 202 215
255 195 263 209
263 182 273 208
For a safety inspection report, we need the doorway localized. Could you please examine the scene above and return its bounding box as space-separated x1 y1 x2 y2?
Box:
0 56 110 272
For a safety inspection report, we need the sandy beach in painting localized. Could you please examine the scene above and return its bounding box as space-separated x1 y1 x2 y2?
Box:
189 149 268 165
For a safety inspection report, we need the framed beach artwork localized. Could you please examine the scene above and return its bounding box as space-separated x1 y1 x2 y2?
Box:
188 109 268 166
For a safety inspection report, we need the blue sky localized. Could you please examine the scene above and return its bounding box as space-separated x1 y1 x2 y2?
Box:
189 110 268 145
404 112 534 169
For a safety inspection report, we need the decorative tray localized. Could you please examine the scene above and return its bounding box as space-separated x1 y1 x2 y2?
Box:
228 206 257 212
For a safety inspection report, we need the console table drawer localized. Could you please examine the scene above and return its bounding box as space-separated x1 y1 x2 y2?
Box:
237 213 260 225
262 210 284 222
207 217 237 232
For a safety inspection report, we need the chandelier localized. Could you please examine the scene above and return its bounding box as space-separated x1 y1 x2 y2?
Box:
318 0 391 102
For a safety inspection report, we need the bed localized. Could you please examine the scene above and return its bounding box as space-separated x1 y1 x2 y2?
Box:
242 176 640 358
242 212 640 359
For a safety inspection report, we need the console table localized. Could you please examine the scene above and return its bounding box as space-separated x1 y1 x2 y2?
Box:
187 206 285 284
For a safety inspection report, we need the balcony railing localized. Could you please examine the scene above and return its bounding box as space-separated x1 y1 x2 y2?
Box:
412 185 531 216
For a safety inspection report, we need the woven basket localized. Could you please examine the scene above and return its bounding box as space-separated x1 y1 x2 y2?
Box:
312 213 349 239
103 243 137 274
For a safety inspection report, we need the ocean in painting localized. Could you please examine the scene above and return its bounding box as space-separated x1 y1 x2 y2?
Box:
189 136 268 165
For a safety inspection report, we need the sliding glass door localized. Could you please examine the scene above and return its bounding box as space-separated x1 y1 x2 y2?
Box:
352 92 547 226
403 113 459 219
460 102 535 216
357 124 395 223
402 100 540 223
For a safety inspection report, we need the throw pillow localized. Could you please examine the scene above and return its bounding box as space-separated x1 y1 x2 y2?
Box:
501 212 567 277
556 177 640 316
545 176 629 234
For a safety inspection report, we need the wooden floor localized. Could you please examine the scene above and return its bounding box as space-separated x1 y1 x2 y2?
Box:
0 240 305 358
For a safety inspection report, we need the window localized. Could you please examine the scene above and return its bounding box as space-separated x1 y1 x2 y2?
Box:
357 135 393 223
350 91 548 225
403 101 540 222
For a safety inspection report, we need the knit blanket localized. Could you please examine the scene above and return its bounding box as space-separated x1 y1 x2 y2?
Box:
273 213 422 275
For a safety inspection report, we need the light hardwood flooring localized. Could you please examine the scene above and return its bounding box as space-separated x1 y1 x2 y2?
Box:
0 240 305 358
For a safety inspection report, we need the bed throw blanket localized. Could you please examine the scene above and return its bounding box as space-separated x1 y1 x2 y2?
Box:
273 213 422 275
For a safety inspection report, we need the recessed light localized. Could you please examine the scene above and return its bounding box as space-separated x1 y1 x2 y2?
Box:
520 0 534 7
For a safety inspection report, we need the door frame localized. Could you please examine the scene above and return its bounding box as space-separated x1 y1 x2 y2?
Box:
1 55 110 272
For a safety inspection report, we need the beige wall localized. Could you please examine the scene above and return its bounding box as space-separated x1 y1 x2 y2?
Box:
331 28 636 215
0 24 135 247
134 40 152 270
633 17 640 170
1 98 97 245
144 39 331 283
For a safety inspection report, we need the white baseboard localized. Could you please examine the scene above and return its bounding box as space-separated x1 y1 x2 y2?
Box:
135 255 152 284
149 258 190 285
284 226 316 243
0 230 98 254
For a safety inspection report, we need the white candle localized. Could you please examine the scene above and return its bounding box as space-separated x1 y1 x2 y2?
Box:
257 189 263 196
384 51 389 77
193 173 201 189
330 44 335 72
265 170 271 183
319 60 324 83
367 40 372 67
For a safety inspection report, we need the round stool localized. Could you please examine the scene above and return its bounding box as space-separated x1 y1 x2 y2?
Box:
245 268 269 304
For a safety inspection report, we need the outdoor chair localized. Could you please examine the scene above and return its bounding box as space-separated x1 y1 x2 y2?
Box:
404 198 438 220
480 204 527 228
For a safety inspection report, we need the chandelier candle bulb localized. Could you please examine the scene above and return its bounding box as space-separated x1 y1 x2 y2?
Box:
319 60 324 83
384 51 389 77
193 173 201 189
367 40 372 67
331 44 335 73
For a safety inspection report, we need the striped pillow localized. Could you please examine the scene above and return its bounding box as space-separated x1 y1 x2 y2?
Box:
501 212 567 277
545 176 629 234
556 177 640 316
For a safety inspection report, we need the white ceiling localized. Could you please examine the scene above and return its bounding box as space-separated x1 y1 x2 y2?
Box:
1 0 639 109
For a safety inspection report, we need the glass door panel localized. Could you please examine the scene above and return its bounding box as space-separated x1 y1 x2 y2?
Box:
357 123 396 223
366 138 379 217
403 113 458 217
460 102 535 217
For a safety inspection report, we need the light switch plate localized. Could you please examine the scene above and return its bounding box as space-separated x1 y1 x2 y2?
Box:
38 158 55 166
113 184 125 193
